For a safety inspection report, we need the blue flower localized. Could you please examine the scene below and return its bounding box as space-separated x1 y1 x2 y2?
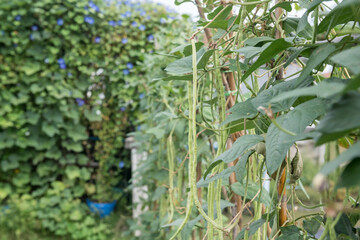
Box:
120 106 126 112
126 63 134 69
118 161 125 169
139 25 146 31
140 11 146 16
76 98 85 107
1 30 4 36
84 16 94 25
125 11 132 17
147 34 154 41
44 58 49 63
15 15 21 21
117 20 122 26
123 69 130 75
31 25 38 31
89 1 100 12
122 38 128 44
94 37 101 43
108 20 116 27
137 125 141 131
57 18 64 26
59 63 67 69
131 21 137 27
84 6 89 10
58 58 65 64
139 93 145 99
29 34 34 41
160 18 166 24
67 72 72 77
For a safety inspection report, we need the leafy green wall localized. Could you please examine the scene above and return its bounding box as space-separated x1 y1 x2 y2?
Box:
0 0 181 239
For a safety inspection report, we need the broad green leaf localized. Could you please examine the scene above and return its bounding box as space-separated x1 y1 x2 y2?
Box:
284 18 312 39
266 98 326 174
303 216 322 236
315 92 360 145
42 122 59 137
295 43 336 85
318 0 360 34
84 108 102 122
337 158 360 188
157 75 192 81
65 166 81 180
243 36 274 46
241 39 292 82
70 209 83 221
269 2 292 12
277 225 302 240
231 181 271 206
330 46 360 75
22 62 41 76
297 0 329 34
271 81 345 102
0 183 12 199
197 150 254 188
236 219 266 240
223 76 313 126
208 5 232 20
204 135 263 178
319 141 360 176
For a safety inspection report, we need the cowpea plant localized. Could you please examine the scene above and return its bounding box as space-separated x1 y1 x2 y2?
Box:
0 0 177 239
156 0 360 239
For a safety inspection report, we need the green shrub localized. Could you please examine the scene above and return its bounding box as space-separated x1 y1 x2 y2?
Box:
0 0 182 238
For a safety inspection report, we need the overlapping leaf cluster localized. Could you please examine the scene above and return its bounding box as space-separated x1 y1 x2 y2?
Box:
0 0 177 239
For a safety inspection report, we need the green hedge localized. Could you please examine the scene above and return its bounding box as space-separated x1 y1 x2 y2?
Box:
0 0 181 239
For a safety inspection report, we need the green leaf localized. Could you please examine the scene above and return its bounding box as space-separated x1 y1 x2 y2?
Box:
295 43 336 85
271 81 345 102
303 216 322 236
231 181 271 206
315 92 360 145
330 46 360 75
223 76 313 126
277 225 302 240
65 166 81 180
208 5 232 20
320 141 360 176
204 135 263 178
236 219 266 240
266 98 326 174
157 75 193 81
337 158 360 188
22 62 41 76
70 209 83 221
0 183 12 200
42 122 60 137
297 0 328 34
318 0 360 34
241 39 292 82
243 36 274 47
269 2 292 12
197 150 254 188
84 108 102 122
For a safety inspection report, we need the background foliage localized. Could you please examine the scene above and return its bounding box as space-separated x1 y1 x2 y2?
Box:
131 0 360 239
0 0 184 239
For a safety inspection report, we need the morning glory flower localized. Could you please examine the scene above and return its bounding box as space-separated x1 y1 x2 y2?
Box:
118 161 125 168
76 98 85 106
137 125 141 131
139 25 146 31
139 93 145 99
122 38 128 44
123 69 130 75
120 107 126 112
89 1 100 12
94 37 101 43
131 21 137 27
1 31 4 36
125 11 131 17
57 18 64 26
29 34 34 41
58 58 66 69
84 6 89 10
108 20 116 27
140 11 146 16
44 58 49 63
160 18 166 24
32 25 38 31
84 16 94 25
117 20 122 26
147 34 154 41
126 63 134 69
15 15 21 21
